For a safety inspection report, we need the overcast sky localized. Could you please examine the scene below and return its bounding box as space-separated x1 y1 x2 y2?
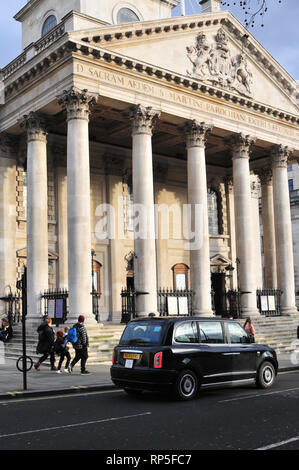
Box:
1 0 298 80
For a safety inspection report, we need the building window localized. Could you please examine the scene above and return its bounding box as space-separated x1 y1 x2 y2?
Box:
288 179 294 191
208 188 220 235
172 263 189 290
117 8 140 24
42 15 57 37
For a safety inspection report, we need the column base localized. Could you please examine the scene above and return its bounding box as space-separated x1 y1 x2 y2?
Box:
193 309 214 318
280 307 299 317
65 315 99 328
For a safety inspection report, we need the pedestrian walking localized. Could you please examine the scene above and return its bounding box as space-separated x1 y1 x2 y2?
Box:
34 316 56 371
243 317 255 339
69 315 90 375
54 330 71 373
0 318 13 343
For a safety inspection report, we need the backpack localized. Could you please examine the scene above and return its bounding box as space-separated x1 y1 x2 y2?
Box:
67 327 78 344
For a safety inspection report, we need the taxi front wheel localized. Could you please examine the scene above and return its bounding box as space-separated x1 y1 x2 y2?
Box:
256 361 276 389
173 369 199 401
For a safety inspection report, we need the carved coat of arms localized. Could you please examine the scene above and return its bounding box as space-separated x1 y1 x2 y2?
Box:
187 27 253 98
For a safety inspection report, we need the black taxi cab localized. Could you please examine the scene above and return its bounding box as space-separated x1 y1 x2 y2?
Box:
110 317 278 400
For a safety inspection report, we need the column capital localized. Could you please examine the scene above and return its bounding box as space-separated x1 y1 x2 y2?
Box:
185 120 213 148
130 104 161 136
271 144 293 169
255 167 273 185
57 87 97 122
228 133 256 160
19 112 47 143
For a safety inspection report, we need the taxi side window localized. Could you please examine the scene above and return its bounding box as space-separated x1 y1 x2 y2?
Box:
174 322 199 343
227 322 249 344
198 321 224 344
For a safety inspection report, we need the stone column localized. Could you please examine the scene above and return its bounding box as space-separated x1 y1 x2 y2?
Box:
271 145 297 315
106 174 125 322
250 176 263 289
256 167 277 288
0 135 17 314
230 134 259 317
20 113 48 322
58 88 97 324
130 104 160 316
185 121 213 317
225 178 238 290
56 166 68 288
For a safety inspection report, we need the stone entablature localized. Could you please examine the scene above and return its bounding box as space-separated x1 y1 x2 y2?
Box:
2 43 299 154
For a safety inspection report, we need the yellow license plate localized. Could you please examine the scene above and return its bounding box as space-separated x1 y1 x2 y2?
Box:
123 353 141 360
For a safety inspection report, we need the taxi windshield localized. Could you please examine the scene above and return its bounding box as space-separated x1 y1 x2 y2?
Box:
120 321 165 346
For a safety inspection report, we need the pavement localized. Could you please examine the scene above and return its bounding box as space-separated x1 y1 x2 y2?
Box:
0 352 298 401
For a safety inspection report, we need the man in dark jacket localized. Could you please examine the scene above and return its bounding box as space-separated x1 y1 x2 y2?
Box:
70 315 90 374
34 316 56 371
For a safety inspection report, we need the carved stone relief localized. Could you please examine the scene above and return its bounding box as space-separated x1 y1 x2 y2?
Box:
187 27 253 98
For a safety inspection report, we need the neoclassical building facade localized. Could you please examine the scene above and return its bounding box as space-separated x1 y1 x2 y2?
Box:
0 0 298 324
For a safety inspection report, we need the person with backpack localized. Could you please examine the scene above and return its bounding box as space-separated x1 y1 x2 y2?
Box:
69 315 90 375
34 316 56 371
54 330 71 373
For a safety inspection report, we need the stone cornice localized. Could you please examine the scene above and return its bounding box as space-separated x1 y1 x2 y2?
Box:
14 0 42 22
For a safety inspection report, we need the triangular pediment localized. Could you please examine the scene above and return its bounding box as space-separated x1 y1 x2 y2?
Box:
17 247 58 260
72 11 299 114
210 254 231 265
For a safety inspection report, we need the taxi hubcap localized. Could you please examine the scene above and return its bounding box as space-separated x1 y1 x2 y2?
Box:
263 366 273 384
181 374 195 396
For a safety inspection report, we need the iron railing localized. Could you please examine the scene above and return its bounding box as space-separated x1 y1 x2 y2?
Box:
41 288 101 324
0 291 22 325
157 288 193 317
41 289 69 326
121 288 137 324
120 288 194 323
256 288 282 317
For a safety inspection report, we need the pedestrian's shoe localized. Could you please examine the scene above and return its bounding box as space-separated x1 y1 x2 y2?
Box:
51 366 57 371
81 370 91 375
34 362 40 371
64 368 70 373
56 370 62 374
69 365 73 374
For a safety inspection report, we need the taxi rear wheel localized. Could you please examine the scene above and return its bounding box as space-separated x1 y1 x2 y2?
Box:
173 369 199 401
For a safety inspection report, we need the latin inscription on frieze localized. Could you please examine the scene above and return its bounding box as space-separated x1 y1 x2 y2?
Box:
75 63 298 140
